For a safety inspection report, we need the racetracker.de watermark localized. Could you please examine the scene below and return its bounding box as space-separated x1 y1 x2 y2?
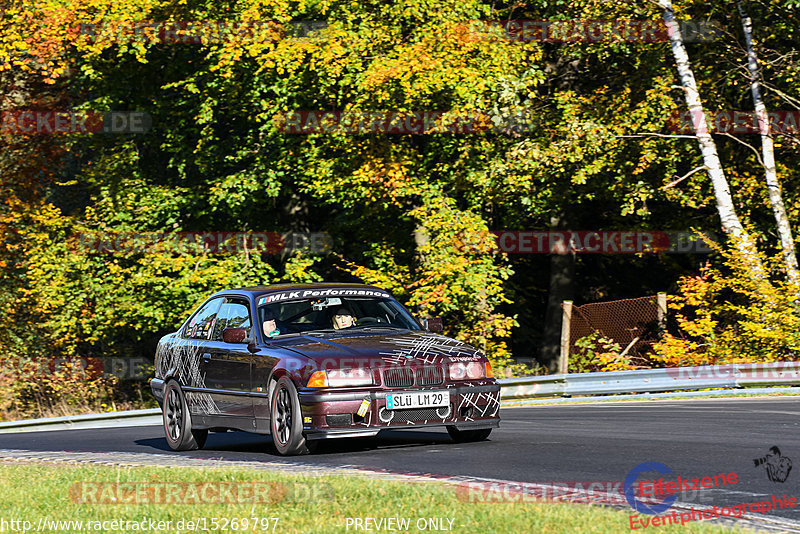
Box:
0 356 149 381
69 481 332 504
0 111 151 135
491 231 712 254
74 19 715 45
465 20 718 43
453 480 713 506
78 20 327 44
288 357 429 372
1 517 279 533
71 231 332 255
666 362 800 383
668 110 800 135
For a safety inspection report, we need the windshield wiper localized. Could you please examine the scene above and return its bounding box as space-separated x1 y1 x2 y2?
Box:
350 324 407 330
299 329 335 334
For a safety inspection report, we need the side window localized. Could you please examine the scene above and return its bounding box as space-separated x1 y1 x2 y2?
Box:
213 299 252 341
184 298 223 340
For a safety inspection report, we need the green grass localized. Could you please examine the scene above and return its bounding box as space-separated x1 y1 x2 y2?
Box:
0 463 739 533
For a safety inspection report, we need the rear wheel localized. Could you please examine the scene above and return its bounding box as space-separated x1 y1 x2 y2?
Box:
269 377 315 455
163 380 208 451
446 426 492 443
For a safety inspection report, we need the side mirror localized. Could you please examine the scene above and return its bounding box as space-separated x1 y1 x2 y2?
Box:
222 327 248 344
244 334 259 353
423 317 444 333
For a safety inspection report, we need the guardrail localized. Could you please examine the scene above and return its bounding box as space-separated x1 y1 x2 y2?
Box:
497 361 800 401
0 408 161 434
2 363 799 432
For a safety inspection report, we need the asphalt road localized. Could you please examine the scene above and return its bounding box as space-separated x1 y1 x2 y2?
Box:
3 397 800 521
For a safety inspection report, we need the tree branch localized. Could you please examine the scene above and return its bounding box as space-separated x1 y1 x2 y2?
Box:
758 80 800 110
616 132 698 140
718 132 765 167
662 165 708 189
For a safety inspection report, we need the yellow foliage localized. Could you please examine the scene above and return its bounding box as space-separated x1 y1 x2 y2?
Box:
569 333 636 373
652 237 800 366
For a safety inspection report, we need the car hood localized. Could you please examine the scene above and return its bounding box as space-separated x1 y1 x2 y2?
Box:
266 329 484 365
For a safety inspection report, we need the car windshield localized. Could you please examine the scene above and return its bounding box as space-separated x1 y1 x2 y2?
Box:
257 294 420 338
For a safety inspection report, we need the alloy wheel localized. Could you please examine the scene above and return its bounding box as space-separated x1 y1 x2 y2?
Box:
166 388 183 441
275 386 292 445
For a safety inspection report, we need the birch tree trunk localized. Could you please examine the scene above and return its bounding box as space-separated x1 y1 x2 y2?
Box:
737 0 799 283
658 0 763 273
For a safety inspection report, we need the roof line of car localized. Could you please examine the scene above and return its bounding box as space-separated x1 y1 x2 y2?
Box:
223 283 389 295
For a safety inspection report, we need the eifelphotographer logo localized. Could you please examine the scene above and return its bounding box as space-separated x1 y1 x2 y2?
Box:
754 446 792 483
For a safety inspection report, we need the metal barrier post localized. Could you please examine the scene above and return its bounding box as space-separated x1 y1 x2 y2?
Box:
657 292 667 336
559 300 573 374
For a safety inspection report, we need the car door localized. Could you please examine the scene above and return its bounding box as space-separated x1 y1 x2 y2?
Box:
180 296 224 416
252 302 290 433
203 296 254 419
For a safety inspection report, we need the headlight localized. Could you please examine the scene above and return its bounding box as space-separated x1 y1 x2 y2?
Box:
449 362 466 380
306 368 374 387
466 362 484 379
329 368 373 386
449 361 486 380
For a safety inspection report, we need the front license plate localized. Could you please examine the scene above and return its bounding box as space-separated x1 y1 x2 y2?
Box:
385 390 449 410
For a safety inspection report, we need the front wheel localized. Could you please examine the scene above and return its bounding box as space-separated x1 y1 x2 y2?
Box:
446 426 492 443
270 377 315 455
163 380 208 451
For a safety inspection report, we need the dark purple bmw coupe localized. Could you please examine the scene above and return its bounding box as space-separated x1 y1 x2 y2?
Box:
150 283 500 455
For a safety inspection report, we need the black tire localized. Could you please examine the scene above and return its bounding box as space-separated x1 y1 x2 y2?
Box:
446 426 492 443
269 376 315 456
163 380 208 451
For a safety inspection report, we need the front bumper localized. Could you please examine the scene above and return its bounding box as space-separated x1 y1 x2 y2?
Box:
150 378 165 407
298 383 501 440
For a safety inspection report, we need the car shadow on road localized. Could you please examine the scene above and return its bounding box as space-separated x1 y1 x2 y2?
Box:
310 430 455 456
135 429 456 457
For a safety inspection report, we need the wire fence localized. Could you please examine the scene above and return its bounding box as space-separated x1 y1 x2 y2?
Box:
561 294 666 370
